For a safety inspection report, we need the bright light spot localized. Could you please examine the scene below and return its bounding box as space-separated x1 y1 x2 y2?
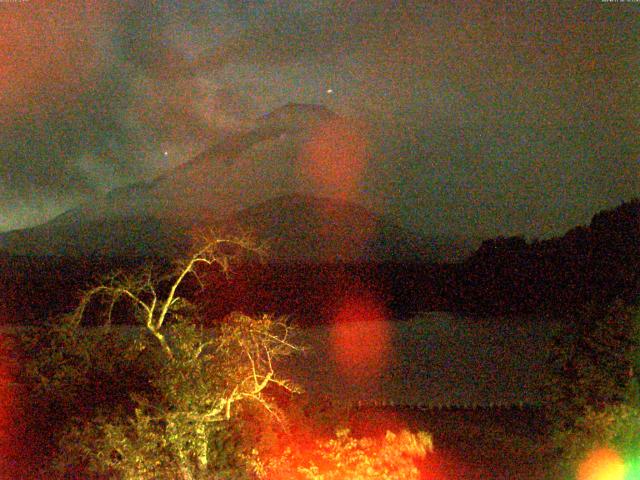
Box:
299 117 368 201
625 457 640 480
578 447 625 480
329 293 391 383
163 151 169 156
326 88 333 94
624 456 640 480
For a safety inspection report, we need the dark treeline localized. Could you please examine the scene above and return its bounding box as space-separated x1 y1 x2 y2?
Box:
1 199 638 325
0 255 451 325
451 198 639 317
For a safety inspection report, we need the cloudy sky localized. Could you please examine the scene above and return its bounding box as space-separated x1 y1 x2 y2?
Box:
0 0 638 238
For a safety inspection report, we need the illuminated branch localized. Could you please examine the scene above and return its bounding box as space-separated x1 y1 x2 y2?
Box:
69 234 265 361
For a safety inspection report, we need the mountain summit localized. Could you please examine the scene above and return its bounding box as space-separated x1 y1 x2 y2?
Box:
0 104 465 261
47 103 358 226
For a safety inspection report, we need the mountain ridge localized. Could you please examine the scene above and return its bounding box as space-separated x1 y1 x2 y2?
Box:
0 193 460 262
0 103 470 261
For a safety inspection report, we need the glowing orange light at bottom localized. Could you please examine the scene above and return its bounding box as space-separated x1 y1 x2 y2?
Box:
578 447 625 480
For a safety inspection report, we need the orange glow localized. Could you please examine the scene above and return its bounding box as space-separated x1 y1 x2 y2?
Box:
0 0 112 111
299 117 368 201
296 116 375 260
578 447 625 480
329 293 391 382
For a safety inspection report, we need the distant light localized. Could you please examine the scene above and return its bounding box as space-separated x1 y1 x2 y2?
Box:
163 151 169 156
326 89 333 94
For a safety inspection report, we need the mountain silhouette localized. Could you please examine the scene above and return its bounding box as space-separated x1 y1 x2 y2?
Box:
0 104 466 261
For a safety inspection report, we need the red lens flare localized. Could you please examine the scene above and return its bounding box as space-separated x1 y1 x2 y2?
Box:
329 293 391 383
299 117 369 202
578 447 625 480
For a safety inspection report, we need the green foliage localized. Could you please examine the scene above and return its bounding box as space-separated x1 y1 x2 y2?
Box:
549 397 640 480
18 319 152 467
36 314 299 479
547 302 640 479
546 298 637 428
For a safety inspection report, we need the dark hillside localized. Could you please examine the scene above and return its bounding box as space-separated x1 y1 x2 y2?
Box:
1 199 638 324
0 256 447 325
449 199 640 316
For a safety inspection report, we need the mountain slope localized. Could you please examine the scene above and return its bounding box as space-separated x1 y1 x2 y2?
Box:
46 103 344 227
0 194 447 261
0 215 187 257
221 194 441 262
0 104 463 261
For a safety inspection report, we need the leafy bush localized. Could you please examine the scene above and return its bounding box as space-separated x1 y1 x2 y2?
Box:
547 299 637 428
548 302 640 479
550 394 640 480
256 427 433 480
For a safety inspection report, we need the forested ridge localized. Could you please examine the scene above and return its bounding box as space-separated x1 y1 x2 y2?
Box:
1 199 638 324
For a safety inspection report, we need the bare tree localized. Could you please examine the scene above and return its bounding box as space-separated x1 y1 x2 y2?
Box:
72 235 262 358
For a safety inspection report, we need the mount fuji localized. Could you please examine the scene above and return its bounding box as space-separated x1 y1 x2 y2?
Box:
0 104 470 262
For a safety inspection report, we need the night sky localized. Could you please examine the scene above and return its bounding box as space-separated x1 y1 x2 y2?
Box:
1 0 638 239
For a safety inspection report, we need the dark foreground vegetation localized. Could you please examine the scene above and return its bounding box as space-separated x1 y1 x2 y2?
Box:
0 199 638 479
3 390 555 479
350 405 555 479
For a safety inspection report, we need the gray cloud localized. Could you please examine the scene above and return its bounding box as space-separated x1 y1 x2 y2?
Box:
1 0 638 237
0 1 260 230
